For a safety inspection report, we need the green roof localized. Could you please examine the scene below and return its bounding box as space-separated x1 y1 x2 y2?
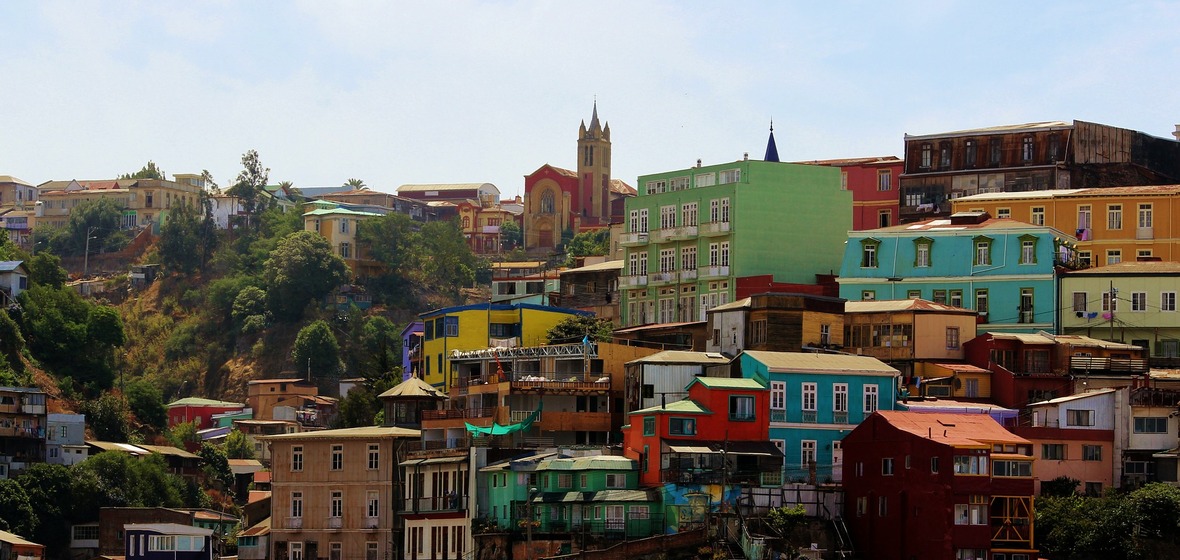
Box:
537 455 635 471
533 489 658 503
302 207 381 217
167 397 245 408
687 377 765 390
630 399 711 416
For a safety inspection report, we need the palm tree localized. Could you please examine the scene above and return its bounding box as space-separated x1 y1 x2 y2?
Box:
345 178 367 190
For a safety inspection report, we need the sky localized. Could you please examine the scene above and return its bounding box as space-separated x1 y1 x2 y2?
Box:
2 1 1178 199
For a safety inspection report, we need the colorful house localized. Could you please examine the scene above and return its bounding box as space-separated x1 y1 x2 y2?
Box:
479 452 555 533
738 351 899 484
303 206 382 279
123 523 215 560
401 321 424 380
705 293 846 356
417 303 590 390
844 299 979 383
0 529 44 560
838 211 1079 334
618 155 851 327
1121 387 1180 487
1060 260 1180 362
842 411 1036 560
1009 389 1116 495
529 455 659 542
795 156 904 230
166 398 246 430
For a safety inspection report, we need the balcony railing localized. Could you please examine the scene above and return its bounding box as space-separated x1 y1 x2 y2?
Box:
700 221 730 236
619 275 648 288
510 409 540 423
801 411 817 423
619 232 649 246
770 409 786 422
650 271 678 285
833 412 849 424
698 265 730 279
284 517 303 530
0 426 44 439
363 517 379 530
404 494 468 513
1069 356 1148 373
327 517 342 530
510 370 611 389
652 226 698 242
680 269 697 281
663 469 775 487
1137 226 1153 240
421 408 495 421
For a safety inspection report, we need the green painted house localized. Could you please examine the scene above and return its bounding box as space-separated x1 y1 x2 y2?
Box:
619 159 850 326
479 452 553 532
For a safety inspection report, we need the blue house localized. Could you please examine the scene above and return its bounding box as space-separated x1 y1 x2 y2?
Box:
124 523 215 560
738 351 899 484
837 211 1079 334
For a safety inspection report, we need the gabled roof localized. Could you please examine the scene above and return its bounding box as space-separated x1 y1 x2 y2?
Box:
0 529 42 548
686 377 764 390
167 397 245 408
240 517 271 537
626 350 730 366
0 261 25 273
874 410 1029 448
136 444 200 459
742 351 898 376
0 176 32 186
536 455 635 471
1028 388 1117 407
845 299 977 315
259 425 420 441
609 179 637 196
708 297 752 312
630 399 711 416
527 164 578 178
378 377 446 400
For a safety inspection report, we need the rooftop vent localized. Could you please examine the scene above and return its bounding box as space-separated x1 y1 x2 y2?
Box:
949 211 990 225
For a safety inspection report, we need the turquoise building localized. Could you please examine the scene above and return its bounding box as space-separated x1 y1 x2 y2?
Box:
619 157 851 327
738 351 899 484
837 212 1078 334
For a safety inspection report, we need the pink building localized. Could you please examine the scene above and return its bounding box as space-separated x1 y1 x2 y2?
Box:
166 397 246 430
1009 389 1116 496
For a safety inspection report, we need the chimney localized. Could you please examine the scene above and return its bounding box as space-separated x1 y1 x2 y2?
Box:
696 159 702 168
1174 124 1180 141
743 152 749 161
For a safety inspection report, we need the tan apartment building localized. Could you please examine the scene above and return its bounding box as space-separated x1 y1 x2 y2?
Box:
953 185 1180 267
263 426 420 560
844 299 980 383
36 178 202 229
304 207 382 279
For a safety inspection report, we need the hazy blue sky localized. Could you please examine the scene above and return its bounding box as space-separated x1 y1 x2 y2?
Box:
2 1 1177 198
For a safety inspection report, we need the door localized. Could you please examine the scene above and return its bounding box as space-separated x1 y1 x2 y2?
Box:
290 542 303 560
606 505 625 532
832 441 844 483
965 378 980 398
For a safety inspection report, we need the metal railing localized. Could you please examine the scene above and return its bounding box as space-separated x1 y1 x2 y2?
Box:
421 408 494 420
1069 356 1148 373
770 409 786 422
404 494 468 513
284 517 302 530
801 411 817 423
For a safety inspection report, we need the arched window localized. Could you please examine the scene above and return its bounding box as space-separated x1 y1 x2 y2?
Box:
541 191 555 214
462 216 470 229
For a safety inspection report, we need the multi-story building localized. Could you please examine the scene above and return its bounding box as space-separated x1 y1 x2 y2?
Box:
401 321 424 381
844 299 979 381
399 448 475 560
622 351 732 414
316 189 430 222
953 185 1180 267
619 158 851 327
455 199 521 255
705 293 845 356
523 103 636 252
528 455 659 543
0 386 46 479
123 523 216 560
46 413 87 466
166 398 247 430
0 176 38 209
478 451 554 533
838 211 1079 334
1010 389 1116 495
549 260 622 323
796 156 904 230
397 183 500 208
1120 387 1180 488
263 426 420 560
417 303 589 390
898 120 1180 223
247 379 321 423
489 261 560 305
842 411 1036 560
303 207 382 279
37 178 203 229
739 351 899 484
1060 260 1180 362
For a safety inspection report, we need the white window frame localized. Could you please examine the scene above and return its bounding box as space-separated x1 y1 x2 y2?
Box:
802 382 817 412
833 384 848 413
769 381 785 410
863 385 879 414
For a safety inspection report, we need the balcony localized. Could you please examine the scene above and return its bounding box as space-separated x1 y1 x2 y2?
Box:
1137 226 1154 240
700 221 730 237
770 409 786 422
404 494 468 513
363 517 379 531
328 517 342 531
833 412 849 424
0 426 44 439
619 275 648 288
650 271 678 285
1069 355 1148 373
652 226 698 243
510 409 541 423
421 408 495 421
619 232 649 246
697 266 730 279
801 411 817 423
680 269 697 281
510 371 611 392
285 517 303 530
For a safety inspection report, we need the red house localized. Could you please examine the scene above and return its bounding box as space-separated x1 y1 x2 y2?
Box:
166 397 247 430
842 411 1036 560
622 376 782 488
797 156 904 230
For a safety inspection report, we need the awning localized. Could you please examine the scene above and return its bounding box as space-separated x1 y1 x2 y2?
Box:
667 445 717 454
665 441 783 457
398 458 425 466
421 456 467 465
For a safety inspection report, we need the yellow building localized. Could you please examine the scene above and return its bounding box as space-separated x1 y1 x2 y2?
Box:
952 185 1180 267
303 207 381 279
36 178 202 229
418 303 591 389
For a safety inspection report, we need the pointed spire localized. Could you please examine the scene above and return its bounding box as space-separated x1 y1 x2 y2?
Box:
589 98 601 131
764 119 780 163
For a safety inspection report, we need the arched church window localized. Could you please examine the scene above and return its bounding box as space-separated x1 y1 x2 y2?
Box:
541 191 555 214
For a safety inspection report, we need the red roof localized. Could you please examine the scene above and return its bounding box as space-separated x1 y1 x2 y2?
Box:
875 410 1028 448
253 471 271 484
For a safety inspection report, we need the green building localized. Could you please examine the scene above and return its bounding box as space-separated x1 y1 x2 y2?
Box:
619 158 850 326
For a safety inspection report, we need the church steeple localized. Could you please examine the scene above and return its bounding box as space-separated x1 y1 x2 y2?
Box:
589 100 601 132
764 120 780 163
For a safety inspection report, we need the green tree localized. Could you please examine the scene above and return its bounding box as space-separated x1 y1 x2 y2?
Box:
198 442 235 494
200 169 219 191
225 149 270 230
357 212 419 276
262 231 350 321
499 220 523 251
166 421 201 449
333 384 382 428
15 463 73 556
0 479 36 536
0 309 25 375
120 160 165 180
82 393 131 442
17 286 121 390
72 451 186 509
291 320 342 382
46 198 129 256
125 379 167 430
231 285 269 332
360 316 400 378
563 228 610 265
27 252 68 289
418 220 483 292
1127 482 1180 550
545 315 615 345
345 178 367 189
224 430 255 460
157 200 205 274
1041 476 1080 498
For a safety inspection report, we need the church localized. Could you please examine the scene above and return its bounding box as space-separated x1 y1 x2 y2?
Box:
522 103 636 252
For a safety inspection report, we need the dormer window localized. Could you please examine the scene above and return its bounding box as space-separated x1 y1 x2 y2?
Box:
920 143 933 169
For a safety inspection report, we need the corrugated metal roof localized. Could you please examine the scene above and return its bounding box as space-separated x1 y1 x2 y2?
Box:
302 207 381 217
261 426 420 441
845 299 975 314
378 377 447 399
397 183 499 193
688 377 764 390
627 351 730 366
630 399 712 416
1067 260 1180 274
876 410 1028 448
136 444 200 459
986 332 1056 344
708 297 752 313
0 261 25 273
561 259 624 274
931 363 992 374
953 189 1087 202
240 517 271 537
1029 388 1116 406
742 351 898 375
537 455 635 471
167 397 245 408
532 489 657 503
0 529 43 547
905 121 1072 141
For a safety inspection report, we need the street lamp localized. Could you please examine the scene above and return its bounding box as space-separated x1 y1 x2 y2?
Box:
525 486 539 560
83 226 99 279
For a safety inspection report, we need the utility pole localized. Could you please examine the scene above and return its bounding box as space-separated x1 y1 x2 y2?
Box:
83 226 98 279
1109 280 1117 342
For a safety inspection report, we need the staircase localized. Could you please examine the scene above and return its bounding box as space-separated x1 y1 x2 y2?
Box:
831 516 855 558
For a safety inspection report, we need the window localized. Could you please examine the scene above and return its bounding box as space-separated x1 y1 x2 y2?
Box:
800 440 817 467
659 205 676 229
993 460 1032 477
860 239 880 268
291 491 304 517
292 445 304 471
669 418 696 435
540 191 555 214
1019 238 1037 265
1134 417 1168 433
681 202 698 226
720 198 730 222
975 289 989 315
862 290 875 301
1139 203 1153 228
1042 444 1065 460
946 327 961 350
368 444 380 469
990 139 1002 165
659 248 675 273
1048 133 1061 161
330 490 343 518
833 384 848 413
1028 206 1047 226
996 207 1011 219
769 382 785 410
719 169 741 184
802 383 817 412
329 543 342 560
878 496 888 517
973 236 992 266
820 324 831 345
367 491 380 518
920 143 932 168
1078 250 1092 267
1132 292 1147 311
1076 204 1092 230
730 396 755 421
882 457 894 475
1107 249 1122 265
366 543 379 560
719 242 730 266
931 457 940 473
1022 136 1034 162
915 239 931 267
856 497 867 517
877 170 891 191
606 474 626 488
863 385 879 414
1108 204 1123 230
331 444 343 470
939 142 951 168
1083 445 1102 462
964 140 977 166
953 455 988 475
1073 292 1088 312
558 474 573 488
954 496 988 525
642 416 655 436
1103 290 1118 311
1067 409 1095 426
1164 292 1177 312
878 209 891 228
